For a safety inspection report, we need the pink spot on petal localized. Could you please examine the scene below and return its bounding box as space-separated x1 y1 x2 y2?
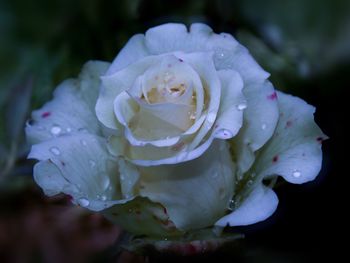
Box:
285 120 293 128
171 142 185 151
167 64 172 68
41 112 51 118
267 92 277 100
272 155 279 163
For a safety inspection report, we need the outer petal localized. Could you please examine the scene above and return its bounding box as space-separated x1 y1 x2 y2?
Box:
109 23 269 84
144 23 269 84
104 197 183 237
251 91 327 184
230 81 279 174
215 184 278 226
25 61 109 144
28 133 127 211
217 91 326 227
107 34 149 74
137 140 235 231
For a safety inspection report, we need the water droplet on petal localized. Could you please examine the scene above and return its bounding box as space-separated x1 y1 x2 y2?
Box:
50 125 61 135
163 71 174 83
237 103 247 111
215 129 233 139
292 170 301 178
66 127 72 133
80 139 87 146
247 180 253 187
50 147 61 155
78 198 90 207
101 195 107 201
228 199 236 211
26 119 35 126
261 123 267 130
88 159 96 168
101 176 110 190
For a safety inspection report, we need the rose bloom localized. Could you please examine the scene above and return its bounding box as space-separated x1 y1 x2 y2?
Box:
26 23 326 238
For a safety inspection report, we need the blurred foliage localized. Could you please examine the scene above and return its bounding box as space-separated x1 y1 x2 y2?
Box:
0 0 348 261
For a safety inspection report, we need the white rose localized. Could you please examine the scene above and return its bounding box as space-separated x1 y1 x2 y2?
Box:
26 23 326 238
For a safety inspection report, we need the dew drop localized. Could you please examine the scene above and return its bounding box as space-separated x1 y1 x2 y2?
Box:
237 103 247 111
215 129 233 139
228 199 235 211
66 127 72 133
50 147 61 155
88 159 96 168
80 139 87 146
292 170 301 178
217 52 225 59
26 119 35 126
78 198 90 207
261 123 267 130
247 180 253 187
50 125 61 135
101 176 110 190
101 195 107 201
163 72 173 83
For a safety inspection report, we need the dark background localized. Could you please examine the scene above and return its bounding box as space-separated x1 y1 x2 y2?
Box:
0 0 348 262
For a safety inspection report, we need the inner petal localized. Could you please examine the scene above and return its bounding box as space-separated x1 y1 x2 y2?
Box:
119 55 206 142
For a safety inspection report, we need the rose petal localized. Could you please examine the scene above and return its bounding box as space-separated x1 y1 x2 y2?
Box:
137 140 235 231
25 61 109 144
215 69 245 139
107 34 149 74
230 80 279 174
104 197 183 237
251 91 327 184
215 184 278 226
28 133 128 211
